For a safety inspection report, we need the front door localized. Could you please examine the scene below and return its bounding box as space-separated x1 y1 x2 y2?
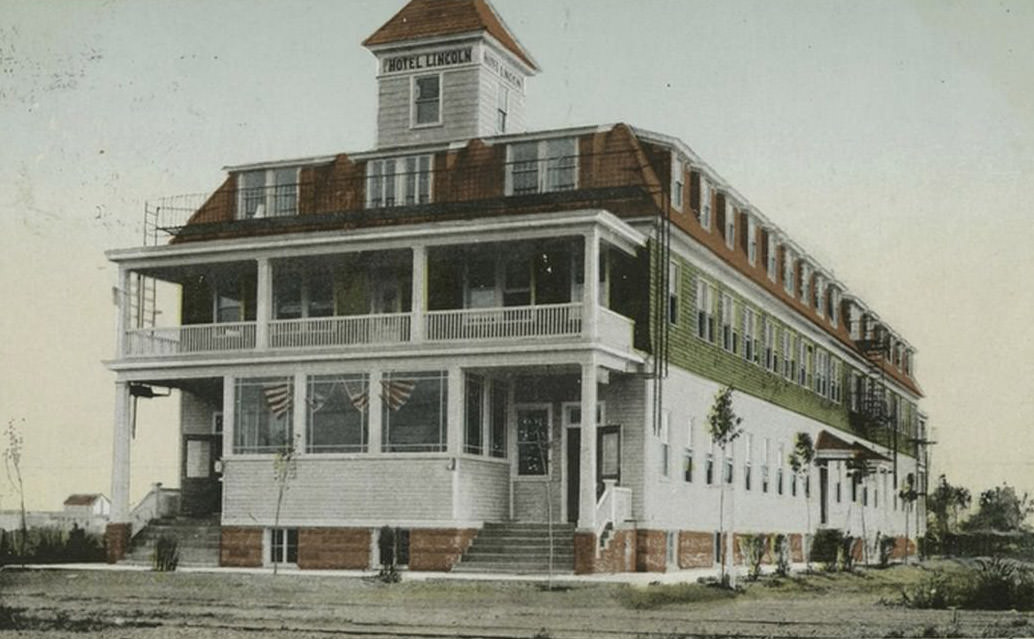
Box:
819 465 829 525
181 434 222 518
566 429 580 523
514 405 553 521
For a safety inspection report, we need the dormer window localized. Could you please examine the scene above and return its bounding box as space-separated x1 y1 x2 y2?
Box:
747 217 758 266
724 199 736 249
671 154 684 211
766 233 777 281
800 263 811 305
366 155 433 208
237 168 298 219
700 179 712 230
782 248 795 295
413 74 442 126
506 138 577 195
814 276 824 317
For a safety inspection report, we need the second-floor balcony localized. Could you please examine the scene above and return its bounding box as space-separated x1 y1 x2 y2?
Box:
113 224 646 364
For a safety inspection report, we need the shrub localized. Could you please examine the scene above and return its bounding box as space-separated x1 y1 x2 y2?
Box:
837 535 857 572
152 535 179 572
810 528 844 570
0 527 105 565
877 534 896 567
739 534 768 581
904 558 1034 611
771 534 791 577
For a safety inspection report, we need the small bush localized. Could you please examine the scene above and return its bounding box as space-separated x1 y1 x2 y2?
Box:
811 529 844 570
904 558 1034 611
152 535 179 572
877 534 896 567
739 534 768 581
771 534 791 577
837 535 857 572
0 527 105 565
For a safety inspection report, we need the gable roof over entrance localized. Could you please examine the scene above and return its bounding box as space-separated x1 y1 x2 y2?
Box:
363 0 538 70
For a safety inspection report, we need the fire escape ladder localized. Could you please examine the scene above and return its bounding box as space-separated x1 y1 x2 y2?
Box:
857 327 896 482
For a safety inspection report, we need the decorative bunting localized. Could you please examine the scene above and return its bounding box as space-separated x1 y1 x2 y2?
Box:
263 382 292 419
381 378 416 412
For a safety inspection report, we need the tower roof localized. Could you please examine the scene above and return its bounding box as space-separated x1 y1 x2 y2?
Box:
363 0 538 71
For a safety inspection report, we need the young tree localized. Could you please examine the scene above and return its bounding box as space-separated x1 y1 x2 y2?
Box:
926 474 971 538
845 453 873 565
2 419 26 563
898 473 918 564
708 386 743 587
963 484 1033 533
271 439 297 576
788 432 815 570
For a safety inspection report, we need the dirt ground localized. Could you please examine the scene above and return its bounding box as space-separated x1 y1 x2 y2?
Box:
0 563 1030 638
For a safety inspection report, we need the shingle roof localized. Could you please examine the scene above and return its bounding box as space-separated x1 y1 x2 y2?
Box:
363 0 537 70
64 494 102 506
815 431 892 463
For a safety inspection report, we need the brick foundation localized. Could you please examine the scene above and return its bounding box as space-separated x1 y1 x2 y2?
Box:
105 523 131 564
298 528 372 569
678 531 714 568
635 529 667 572
408 528 476 571
574 529 637 574
890 536 916 560
220 526 263 567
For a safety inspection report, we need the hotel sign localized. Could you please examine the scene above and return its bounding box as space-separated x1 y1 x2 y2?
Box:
484 51 523 90
383 47 474 74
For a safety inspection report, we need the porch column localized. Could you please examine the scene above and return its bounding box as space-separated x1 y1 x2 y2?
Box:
411 245 426 343
577 360 599 531
110 381 133 524
368 370 383 453
447 366 463 455
292 372 307 453
255 257 272 349
222 376 236 456
115 267 131 359
583 229 601 340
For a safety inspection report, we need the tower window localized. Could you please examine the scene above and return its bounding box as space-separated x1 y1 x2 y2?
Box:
413 75 441 126
496 83 509 133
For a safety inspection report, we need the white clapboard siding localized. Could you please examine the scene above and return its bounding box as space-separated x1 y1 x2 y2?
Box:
455 457 509 521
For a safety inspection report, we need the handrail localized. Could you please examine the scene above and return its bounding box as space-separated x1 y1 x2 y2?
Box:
594 480 632 556
129 483 180 538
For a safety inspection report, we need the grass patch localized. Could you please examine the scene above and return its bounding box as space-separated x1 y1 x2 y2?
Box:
903 558 1034 611
615 582 739 610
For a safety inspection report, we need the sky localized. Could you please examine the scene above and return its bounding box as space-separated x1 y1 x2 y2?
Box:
1 0 1032 512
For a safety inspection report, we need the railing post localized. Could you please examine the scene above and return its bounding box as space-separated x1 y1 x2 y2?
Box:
411 245 426 343
255 258 271 349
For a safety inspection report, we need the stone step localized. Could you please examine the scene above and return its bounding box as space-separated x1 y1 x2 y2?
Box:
453 561 574 573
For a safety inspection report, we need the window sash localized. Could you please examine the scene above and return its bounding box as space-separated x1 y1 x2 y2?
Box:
414 75 441 125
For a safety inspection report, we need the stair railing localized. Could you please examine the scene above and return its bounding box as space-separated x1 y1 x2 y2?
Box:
594 480 632 556
129 483 181 538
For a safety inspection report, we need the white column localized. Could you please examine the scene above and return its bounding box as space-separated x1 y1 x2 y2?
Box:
110 381 133 524
447 366 464 455
255 257 272 349
115 268 131 359
368 369 383 453
577 360 599 531
411 245 426 343
222 376 236 456
292 372 306 454
583 230 601 340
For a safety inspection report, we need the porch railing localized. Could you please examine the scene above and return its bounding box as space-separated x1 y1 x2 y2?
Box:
125 322 256 356
129 483 180 538
269 313 411 349
594 479 632 555
425 303 582 342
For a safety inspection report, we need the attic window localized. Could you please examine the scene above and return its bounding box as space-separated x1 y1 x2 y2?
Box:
237 168 298 219
506 138 577 195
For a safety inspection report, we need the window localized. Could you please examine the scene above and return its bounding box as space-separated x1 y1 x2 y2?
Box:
782 330 795 380
724 200 736 249
696 277 716 342
490 382 507 458
269 528 298 566
814 349 828 397
464 376 484 454
791 471 798 497
761 438 770 493
720 293 738 353
382 371 448 452
766 233 777 281
671 154 684 211
777 445 785 495
747 217 758 266
507 138 577 195
800 263 811 305
668 261 680 324
830 359 842 404
413 74 441 125
782 248 795 295
234 377 293 454
705 452 715 485
517 406 550 475
496 83 509 133
273 264 334 320
238 168 298 219
683 417 694 483
366 155 432 208
659 410 671 477
829 287 839 327
700 178 712 230
798 340 811 387
744 434 753 491
814 276 824 315
742 307 758 363
763 319 777 372
724 449 734 484
307 374 368 453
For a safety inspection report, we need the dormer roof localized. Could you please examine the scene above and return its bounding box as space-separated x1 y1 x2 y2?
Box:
363 0 538 71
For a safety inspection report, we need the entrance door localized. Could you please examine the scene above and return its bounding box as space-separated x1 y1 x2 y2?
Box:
181 434 223 518
819 465 829 525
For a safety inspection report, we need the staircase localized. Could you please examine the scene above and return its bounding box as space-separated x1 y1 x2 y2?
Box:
453 522 575 574
123 517 221 567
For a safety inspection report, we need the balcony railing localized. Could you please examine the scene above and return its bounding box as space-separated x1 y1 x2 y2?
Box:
126 322 256 356
121 304 637 359
425 303 581 342
269 314 411 349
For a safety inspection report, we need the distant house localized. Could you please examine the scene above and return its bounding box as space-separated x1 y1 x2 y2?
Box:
62 494 110 534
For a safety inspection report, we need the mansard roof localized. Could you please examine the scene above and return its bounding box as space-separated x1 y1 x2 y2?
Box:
363 0 537 70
